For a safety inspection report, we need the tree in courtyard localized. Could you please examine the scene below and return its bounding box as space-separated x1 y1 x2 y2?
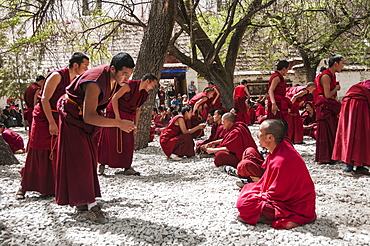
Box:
168 0 276 108
264 0 370 82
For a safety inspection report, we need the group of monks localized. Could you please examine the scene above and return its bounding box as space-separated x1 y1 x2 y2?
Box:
11 51 369 228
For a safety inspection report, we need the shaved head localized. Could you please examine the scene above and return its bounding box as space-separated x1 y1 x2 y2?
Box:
262 119 288 144
222 112 236 123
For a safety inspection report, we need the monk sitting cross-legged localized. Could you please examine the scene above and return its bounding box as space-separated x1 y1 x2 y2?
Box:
236 119 316 230
205 112 257 169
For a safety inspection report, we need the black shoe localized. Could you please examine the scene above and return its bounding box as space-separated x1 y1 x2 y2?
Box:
236 179 249 188
224 166 238 177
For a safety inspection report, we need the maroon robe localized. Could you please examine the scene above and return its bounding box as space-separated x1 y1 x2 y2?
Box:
332 80 370 167
285 86 307 143
301 107 317 139
214 122 257 168
236 140 316 229
20 67 71 195
237 147 265 182
195 123 228 154
98 80 148 169
314 69 341 162
234 85 247 114
1 128 24 152
187 92 208 138
23 82 41 123
160 115 195 157
56 65 118 206
267 71 291 120
244 107 256 125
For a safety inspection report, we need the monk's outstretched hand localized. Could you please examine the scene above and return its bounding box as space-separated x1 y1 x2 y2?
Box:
118 119 135 133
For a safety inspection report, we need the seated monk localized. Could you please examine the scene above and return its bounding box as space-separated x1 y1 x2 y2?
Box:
236 119 316 230
224 147 265 188
245 99 256 125
160 105 206 161
205 112 257 169
196 109 228 155
0 123 25 153
301 101 317 139
255 101 267 124
229 107 244 123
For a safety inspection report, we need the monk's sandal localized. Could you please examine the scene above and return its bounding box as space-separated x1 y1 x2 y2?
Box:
87 205 107 224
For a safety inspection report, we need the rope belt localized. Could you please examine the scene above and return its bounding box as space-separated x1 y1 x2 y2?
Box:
65 94 83 115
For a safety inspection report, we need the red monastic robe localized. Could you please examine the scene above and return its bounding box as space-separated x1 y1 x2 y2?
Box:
23 82 41 123
160 115 195 157
195 123 228 154
285 86 307 143
1 128 24 152
214 122 257 168
237 147 265 182
244 107 256 125
314 69 341 162
20 67 70 195
267 71 291 120
187 92 208 138
301 108 316 139
332 80 370 167
236 140 316 229
234 85 247 114
98 80 148 169
56 65 118 206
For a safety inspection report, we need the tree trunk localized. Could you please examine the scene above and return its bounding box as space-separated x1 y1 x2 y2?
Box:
133 0 178 150
0 136 19 165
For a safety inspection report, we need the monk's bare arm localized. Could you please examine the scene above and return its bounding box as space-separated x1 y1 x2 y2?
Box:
81 82 135 133
193 97 207 114
133 107 141 134
33 89 40 106
40 72 62 136
178 117 206 134
321 75 340 98
244 86 251 99
268 77 280 115
206 146 229 154
213 88 220 105
291 90 307 104
111 84 130 120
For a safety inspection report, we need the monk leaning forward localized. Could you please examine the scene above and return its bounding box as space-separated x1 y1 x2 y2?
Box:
56 52 136 224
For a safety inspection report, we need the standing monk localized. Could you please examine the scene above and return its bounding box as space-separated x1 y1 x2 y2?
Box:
206 112 257 169
285 82 316 143
267 60 291 120
314 54 343 164
203 81 222 112
23 75 45 127
98 73 158 176
332 80 370 177
16 53 89 200
56 52 136 224
236 119 316 229
233 80 251 123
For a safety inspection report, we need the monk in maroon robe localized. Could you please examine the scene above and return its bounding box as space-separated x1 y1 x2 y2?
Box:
0 123 25 153
267 60 291 120
56 53 136 224
245 100 256 125
236 119 316 229
255 101 267 124
98 74 158 175
332 80 370 177
301 102 317 139
203 81 222 114
314 55 343 164
206 113 257 168
187 88 215 138
160 105 206 160
23 76 44 126
233 80 251 123
196 109 228 154
16 53 89 200
285 82 316 143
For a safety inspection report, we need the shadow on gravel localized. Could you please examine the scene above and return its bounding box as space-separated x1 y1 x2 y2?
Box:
63 216 206 245
294 217 339 239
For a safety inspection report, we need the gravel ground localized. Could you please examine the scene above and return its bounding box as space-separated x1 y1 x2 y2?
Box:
0 125 370 246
